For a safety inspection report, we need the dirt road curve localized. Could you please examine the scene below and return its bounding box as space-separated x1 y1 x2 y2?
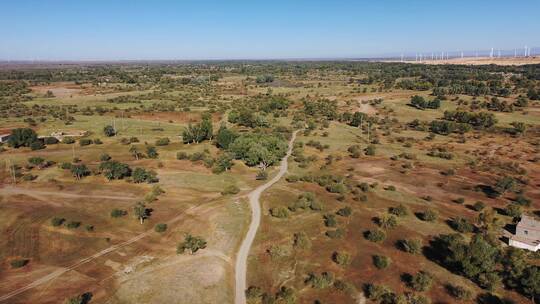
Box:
234 130 299 304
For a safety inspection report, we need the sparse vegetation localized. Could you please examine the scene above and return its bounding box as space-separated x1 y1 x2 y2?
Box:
1 57 538 304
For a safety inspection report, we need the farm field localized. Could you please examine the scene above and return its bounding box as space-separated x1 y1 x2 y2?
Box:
0 60 539 304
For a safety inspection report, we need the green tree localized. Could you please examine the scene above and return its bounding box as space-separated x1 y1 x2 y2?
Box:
129 145 143 160
408 271 433 292
132 167 158 183
332 251 351 266
494 176 516 196
502 247 528 290
99 161 131 180
200 113 213 140
377 214 398 229
365 229 386 243
410 95 427 109
213 153 234 173
103 125 116 137
182 114 213 144
177 234 207 254
399 238 422 254
373 255 391 269
439 233 501 290
520 267 540 302
389 204 409 217
8 128 38 148
215 125 238 149
70 164 90 180
270 207 289 218
28 156 45 167
64 292 92 304
154 223 167 233
419 209 438 222
146 146 158 159
293 232 311 249
504 203 522 218
510 121 526 136
133 202 148 224
229 133 287 169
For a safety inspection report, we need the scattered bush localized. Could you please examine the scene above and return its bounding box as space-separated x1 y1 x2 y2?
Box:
373 255 391 269
398 238 423 254
306 272 335 289
332 251 351 266
326 228 345 239
407 271 433 292
51 217 65 226
177 234 207 254
323 214 337 227
66 221 81 229
364 283 393 302
30 141 45 150
389 204 409 217
336 206 352 217
293 232 311 249
176 151 188 160
100 160 132 180
472 201 486 211
10 259 29 268
419 209 438 222
270 207 289 218
377 214 398 229
146 146 159 158
111 209 127 218
255 170 268 180
100 153 111 162
62 137 76 144
79 138 93 146
132 167 158 183
154 223 168 233
446 284 473 300
103 125 116 137
365 145 376 156
365 229 386 243
221 185 240 195
450 217 474 233
155 137 170 146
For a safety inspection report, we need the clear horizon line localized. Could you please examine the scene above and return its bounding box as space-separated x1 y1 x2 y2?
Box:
0 46 538 63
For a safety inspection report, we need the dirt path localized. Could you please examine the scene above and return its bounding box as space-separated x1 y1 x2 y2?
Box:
234 130 299 304
0 186 137 201
0 198 218 302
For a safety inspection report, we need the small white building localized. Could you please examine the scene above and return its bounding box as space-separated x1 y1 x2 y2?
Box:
0 133 10 143
50 130 88 140
509 215 540 252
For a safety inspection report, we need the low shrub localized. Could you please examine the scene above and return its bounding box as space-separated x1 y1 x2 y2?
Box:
155 223 168 233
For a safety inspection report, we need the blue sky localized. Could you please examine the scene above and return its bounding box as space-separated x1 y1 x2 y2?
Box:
1 0 539 60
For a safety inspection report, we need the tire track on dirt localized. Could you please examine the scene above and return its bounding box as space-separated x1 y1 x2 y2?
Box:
0 199 218 302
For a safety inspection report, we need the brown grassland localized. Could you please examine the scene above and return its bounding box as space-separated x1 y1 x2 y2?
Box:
0 59 539 304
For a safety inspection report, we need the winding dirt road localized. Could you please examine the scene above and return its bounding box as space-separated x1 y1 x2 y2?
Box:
0 131 299 304
234 130 299 304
